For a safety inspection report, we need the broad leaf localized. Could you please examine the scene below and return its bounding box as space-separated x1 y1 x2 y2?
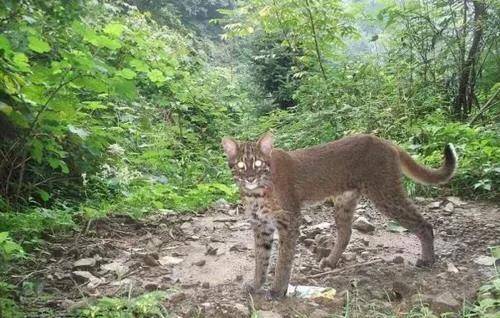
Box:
117 68 137 79
28 36 51 53
103 22 125 37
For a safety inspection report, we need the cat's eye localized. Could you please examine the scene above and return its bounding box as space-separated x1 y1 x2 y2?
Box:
254 160 262 167
237 162 245 169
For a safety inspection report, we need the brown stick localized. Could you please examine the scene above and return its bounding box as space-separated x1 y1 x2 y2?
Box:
306 259 383 279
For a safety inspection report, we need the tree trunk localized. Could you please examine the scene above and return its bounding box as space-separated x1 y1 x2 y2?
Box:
453 0 487 119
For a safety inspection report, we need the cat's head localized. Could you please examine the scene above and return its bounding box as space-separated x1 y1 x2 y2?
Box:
222 133 273 191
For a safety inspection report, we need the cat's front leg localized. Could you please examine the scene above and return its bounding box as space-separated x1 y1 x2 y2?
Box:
247 219 275 294
269 215 299 299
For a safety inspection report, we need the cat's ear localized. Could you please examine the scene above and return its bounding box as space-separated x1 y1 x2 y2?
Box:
222 137 238 160
258 132 273 156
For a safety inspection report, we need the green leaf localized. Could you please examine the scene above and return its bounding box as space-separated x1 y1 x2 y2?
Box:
490 246 500 259
129 59 149 73
22 85 46 104
0 102 13 115
103 22 125 37
82 101 108 110
0 35 12 53
12 53 30 71
68 125 90 139
84 32 121 50
28 36 51 53
110 77 137 100
147 69 166 84
31 139 43 163
37 189 50 202
0 232 8 243
116 68 137 79
3 75 19 94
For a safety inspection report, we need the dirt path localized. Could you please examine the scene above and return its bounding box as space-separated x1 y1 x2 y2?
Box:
11 197 499 317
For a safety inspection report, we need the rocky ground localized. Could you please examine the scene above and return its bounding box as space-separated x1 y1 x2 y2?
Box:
9 196 499 317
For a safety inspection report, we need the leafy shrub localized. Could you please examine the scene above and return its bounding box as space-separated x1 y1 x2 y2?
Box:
78 291 169 318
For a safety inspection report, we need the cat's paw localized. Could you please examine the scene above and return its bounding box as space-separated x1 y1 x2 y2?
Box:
415 258 435 268
264 289 286 301
319 257 337 269
243 282 264 295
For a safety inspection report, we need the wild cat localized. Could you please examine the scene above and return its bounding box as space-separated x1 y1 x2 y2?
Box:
222 133 456 299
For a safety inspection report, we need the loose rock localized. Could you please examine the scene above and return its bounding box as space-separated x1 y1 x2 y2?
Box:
159 256 184 266
309 309 330 318
474 255 496 266
233 303 249 316
393 256 404 264
256 311 282 318
73 258 96 269
144 282 159 291
169 292 186 304
432 291 461 313
303 215 313 224
192 260 206 267
446 262 459 273
352 217 375 233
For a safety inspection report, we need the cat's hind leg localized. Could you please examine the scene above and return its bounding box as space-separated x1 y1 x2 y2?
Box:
366 181 435 267
320 191 360 269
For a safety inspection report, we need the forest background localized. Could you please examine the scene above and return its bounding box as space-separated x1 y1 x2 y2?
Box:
0 0 498 315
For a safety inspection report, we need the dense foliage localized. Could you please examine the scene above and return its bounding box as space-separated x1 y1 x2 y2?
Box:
220 0 499 199
0 0 498 315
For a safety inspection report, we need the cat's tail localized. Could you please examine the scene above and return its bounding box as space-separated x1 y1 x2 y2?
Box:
397 144 457 184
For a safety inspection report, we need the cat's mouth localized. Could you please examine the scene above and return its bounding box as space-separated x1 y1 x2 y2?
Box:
244 182 259 190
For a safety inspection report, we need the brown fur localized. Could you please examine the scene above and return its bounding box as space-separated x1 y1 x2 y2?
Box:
222 133 457 299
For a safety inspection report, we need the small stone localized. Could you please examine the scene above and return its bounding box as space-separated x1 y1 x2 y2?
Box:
309 309 330 318
343 252 356 261
213 198 230 211
158 256 184 266
303 215 313 224
446 262 459 273
393 256 404 264
169 292 186 304
392 281 412 298
143 254 160 266
72 271 104 288
235 274 243 281
73 258 96 269
352 217 375 233
201 282 210 289
72 270 96 282
310 222 332 231
229 243 248 252
303 238 315 247
432 291 461 313
144 282 159 291
101 262 128 276
256 311 282 318
474 255 496 266
201 302 211 310
446 196 466 206
427 201 441 209
361 251 370 257
233 303 249 316
360 238 370 246
205 245 218 256
443 202 454 213
192 260 206 267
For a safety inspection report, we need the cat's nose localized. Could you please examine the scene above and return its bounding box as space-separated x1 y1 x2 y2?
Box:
247 177 255 183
